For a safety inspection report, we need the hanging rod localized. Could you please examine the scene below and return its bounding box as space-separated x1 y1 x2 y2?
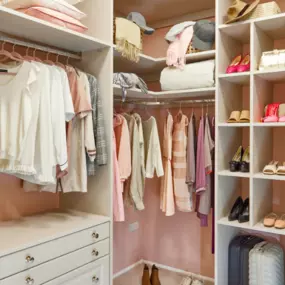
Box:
0 33 81 60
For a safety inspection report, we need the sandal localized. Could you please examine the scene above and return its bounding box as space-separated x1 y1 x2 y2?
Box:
263 161 278 175
241 147 250 172
263 212 278 227
277 162 285 175
239 110 250 123
275 214 285 229
227 111 241 123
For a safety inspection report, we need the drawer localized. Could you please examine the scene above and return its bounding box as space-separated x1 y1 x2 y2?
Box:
2 238 110 285
0 222 109 279
43 255 110 285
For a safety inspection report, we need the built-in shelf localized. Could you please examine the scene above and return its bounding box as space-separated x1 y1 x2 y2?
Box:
219 72 250 84
113 46 215 74
217 217 251 229
254 222 285 236
219 21 251 43
0 6 110 52
113 84 216 100
254 69 285 82
218 123 250 127
253 122 285 127
253 173 285 181
218 170 250 178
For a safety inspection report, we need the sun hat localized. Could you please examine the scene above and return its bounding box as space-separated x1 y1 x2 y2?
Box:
127 12 155 35
192 20 215 51
225 0 260 24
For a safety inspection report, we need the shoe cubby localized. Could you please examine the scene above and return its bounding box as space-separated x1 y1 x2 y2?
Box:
253 15 285 71
217 78 250 124
252 126 285 175
218 22 250 75
217 176 250 223
217 127 250 173
252 178 285 234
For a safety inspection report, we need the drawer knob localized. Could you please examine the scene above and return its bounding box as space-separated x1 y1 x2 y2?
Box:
26 255 35 263
92 249 99 256
92 232 99 239
26 277 34 285
92 276 100 283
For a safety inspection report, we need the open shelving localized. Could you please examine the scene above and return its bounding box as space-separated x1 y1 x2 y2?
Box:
216 5 285 285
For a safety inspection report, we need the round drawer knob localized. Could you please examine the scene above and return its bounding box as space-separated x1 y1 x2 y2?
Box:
92 249 99 256
26 277 34 285
92 276 99 283
26 256 35 263
92 232 99 239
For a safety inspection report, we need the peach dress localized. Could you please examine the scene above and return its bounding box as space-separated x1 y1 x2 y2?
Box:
172 113 193 212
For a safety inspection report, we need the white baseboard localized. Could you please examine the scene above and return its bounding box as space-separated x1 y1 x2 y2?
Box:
113 259 214 283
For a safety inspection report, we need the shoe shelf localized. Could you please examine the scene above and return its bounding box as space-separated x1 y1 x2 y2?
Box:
216 5 285 285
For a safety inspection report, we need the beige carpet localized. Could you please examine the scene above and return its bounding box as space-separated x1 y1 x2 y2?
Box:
114 264 214 285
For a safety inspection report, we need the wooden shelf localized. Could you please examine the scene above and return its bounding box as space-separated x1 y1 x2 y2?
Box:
0 6 111 53
254 69 285 82
217 170 250 178
253 122 285 127
219 21 251 43
113 46 215 74
218 123 250 127
219 72 250 84
253 173 285 181
253 221 285 236
217 217 251 229
113 84 216 100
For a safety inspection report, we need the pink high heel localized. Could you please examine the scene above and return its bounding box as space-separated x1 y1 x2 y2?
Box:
226 55 242 74
237 54 250 72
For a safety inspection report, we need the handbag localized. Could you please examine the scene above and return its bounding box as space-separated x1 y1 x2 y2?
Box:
259 49 285 70
245 1 281 20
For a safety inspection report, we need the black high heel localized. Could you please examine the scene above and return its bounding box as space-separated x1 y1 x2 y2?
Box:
241 147 250 173
228 196 244 221
239 198 249 223
229 146 244 172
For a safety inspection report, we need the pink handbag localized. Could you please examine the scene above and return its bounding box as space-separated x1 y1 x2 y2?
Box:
18 7 88 33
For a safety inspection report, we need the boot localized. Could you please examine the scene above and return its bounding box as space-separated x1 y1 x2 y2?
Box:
150 265 161 285
142 264 151 285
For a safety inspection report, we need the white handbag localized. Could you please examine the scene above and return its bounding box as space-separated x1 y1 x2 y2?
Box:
259 49 285 70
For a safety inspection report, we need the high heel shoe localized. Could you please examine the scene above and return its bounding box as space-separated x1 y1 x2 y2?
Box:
241 146 250 173
229 146 243 172
237 54 250 72
226 55 242 73
238 198 249 223
228 196 244 221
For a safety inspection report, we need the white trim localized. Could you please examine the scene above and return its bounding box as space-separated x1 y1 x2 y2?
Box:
113 259 214 283
113 260 143 279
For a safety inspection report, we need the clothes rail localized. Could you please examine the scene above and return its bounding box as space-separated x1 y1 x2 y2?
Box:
0 34 81 60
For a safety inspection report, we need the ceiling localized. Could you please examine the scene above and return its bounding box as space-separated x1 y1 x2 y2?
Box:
114 0 215 24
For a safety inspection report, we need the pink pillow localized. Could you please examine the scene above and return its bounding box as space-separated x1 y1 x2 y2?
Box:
3 0 86 20
18 7 88 33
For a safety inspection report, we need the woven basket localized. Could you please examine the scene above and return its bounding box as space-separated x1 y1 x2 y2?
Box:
245 1 281 20
187 41 201 54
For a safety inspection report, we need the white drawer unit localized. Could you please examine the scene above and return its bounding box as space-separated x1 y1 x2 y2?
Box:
0 222 110 279
44 256 109 285
1 238 110 285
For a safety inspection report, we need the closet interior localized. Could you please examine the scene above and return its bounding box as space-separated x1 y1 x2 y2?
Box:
113 0 216 284
0 1 113 284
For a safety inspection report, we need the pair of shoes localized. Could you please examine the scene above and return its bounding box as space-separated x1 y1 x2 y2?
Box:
226 54 250 73
262 103 285 122
228 196 249 223
227 110 250 123
142 264 161 285
264 213 285 229
229 146 250 172
263 161 285 175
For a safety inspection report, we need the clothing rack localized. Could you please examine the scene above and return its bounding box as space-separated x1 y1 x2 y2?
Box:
0 33 81 60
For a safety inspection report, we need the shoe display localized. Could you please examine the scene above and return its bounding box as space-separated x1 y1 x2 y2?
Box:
241 147 250 173
229 146 243 172
226 54 242 73
237 54 250 72
142 264 151 285
263 161 278 175
228 196 244 221
227 110 250 123
150 265 161 285
238 198 249 223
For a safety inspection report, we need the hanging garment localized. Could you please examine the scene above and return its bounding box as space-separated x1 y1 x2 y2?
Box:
114 114 132 191
142 116 164 178
160 113 175 216
113 130 125 222
86 74 107 175
172 114 192 212
186 113 197 206
211 117 215 253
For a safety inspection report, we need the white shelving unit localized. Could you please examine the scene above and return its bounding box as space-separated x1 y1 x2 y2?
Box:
216 2 285 284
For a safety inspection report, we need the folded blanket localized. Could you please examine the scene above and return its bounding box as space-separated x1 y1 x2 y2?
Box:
115 17 142 62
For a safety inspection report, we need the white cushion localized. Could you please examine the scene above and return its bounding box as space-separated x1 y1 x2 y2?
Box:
2 0 86 19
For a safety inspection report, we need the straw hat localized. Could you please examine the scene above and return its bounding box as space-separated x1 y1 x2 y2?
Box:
225 0 260 24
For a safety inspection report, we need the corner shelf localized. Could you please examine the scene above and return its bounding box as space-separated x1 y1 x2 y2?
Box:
0 6 111 52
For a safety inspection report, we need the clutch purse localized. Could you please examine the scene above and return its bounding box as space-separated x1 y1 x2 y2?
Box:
259 49 285 71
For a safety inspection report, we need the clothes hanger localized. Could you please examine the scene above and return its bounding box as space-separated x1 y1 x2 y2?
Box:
10 44 24 60
144 104 152 120
55 54 65 69
43 52 54 65
0 42 22 63
23 46 34 61
176 101 183 121
32 48 42 62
